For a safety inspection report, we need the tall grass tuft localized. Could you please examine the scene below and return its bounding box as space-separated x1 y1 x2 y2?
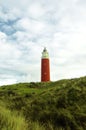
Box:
0 103 28 130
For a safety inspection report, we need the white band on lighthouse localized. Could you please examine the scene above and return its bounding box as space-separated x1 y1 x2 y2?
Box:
42 47 49 59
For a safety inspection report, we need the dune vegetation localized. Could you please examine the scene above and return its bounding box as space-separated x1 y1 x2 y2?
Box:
0 76 86 130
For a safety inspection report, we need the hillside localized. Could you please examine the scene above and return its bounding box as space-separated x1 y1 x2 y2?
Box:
0 76 86 130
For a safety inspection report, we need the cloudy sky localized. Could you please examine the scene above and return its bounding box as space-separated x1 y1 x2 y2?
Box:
0 0 86 85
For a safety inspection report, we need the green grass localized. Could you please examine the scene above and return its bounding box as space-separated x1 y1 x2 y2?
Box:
0 76 86 130
0 102 28 130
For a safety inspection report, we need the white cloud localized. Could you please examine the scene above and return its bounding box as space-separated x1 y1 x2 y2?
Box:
28 2 45 18
16 18 45 34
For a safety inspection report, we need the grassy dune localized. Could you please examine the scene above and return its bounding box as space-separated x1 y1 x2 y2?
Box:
0 76 86 130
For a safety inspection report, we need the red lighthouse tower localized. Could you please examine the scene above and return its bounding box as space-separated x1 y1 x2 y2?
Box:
41 47 50 82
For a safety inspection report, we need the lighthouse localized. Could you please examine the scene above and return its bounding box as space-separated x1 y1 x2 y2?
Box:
41 47 50 82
